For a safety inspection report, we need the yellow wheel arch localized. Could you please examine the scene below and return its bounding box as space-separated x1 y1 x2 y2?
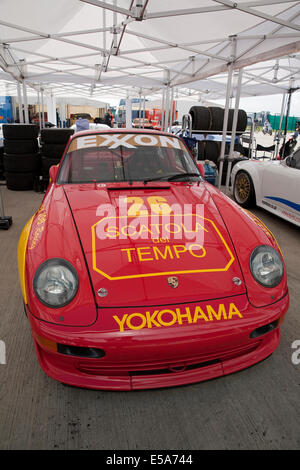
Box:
18 216 34 304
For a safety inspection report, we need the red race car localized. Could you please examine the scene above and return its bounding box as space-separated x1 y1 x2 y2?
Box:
18 129 289 390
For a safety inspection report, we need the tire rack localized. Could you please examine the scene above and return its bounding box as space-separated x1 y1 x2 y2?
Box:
181 112 247 190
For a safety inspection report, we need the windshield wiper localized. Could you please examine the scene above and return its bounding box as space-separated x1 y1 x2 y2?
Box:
166 172 200 181
144 172 200 183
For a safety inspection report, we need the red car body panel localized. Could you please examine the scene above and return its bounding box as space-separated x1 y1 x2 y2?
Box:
19 129 289 390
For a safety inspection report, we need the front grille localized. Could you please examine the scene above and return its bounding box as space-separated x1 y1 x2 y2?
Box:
76 340 262 377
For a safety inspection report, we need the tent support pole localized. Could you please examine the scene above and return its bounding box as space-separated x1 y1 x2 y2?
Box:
217 64 233 189
125 95 132 128
161 88 165 131
225 68 243 193
17 82 24 123
138 89 142 127
281 88 293 153
37 91 42 129
142 95 146 128
274 92 287 157
22 80 29 123
170 87 174 126
250 117 255 159
41 88 45 128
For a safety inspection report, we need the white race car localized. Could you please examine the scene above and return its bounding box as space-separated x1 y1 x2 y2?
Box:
231 148 300 227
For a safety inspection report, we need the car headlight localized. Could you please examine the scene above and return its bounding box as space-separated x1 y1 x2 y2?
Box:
250 245 284 288
33 258 78 308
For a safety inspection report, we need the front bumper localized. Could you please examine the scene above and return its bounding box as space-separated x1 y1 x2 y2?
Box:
26 293 289 390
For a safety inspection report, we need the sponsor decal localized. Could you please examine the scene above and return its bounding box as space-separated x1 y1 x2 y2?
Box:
91 196 235 280
262 199 277 210
28 204 47 250
113 302 243 332
68 133 186 153
281 210 300 225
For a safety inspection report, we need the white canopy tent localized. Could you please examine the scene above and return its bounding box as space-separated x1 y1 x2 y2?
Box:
0 0 299 101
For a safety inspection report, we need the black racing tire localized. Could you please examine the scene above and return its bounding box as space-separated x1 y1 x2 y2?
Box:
2 124 39 140
227 109 234 131
189 106 211 132
233 170 256 208
6 172 37 190
236 110 248 133
40 128 74 144
208 107 224 132
3 153 41 173
197 141 205 160
41 156 60 175
3 139 39 154
204 140 220 164
225 109 248 133
40 143 67 158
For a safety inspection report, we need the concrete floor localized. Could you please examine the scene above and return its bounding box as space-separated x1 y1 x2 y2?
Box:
0 183 299 450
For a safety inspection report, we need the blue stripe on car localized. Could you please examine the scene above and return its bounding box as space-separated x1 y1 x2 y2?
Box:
265 196 300 213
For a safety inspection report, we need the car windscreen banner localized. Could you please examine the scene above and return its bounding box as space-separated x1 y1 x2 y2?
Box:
68 133 187 152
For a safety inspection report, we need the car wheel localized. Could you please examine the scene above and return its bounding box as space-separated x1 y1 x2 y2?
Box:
233 170 256 208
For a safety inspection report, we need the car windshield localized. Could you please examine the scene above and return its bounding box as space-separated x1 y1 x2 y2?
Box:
58 132 200 184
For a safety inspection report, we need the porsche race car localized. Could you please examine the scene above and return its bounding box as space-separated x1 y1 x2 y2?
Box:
18 129 289 390
232 147 300 227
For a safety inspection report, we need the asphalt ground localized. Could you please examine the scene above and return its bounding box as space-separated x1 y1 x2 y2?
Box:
0 141 299 450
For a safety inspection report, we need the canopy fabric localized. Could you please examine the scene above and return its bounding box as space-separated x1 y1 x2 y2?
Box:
0 0 300 101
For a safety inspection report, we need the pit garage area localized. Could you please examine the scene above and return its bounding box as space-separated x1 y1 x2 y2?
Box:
0 0 300 453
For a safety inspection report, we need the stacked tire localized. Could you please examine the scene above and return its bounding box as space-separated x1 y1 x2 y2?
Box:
189 106 248 134
40 128 74 183
2 124 40 190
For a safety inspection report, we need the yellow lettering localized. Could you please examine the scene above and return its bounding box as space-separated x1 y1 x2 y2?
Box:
206 304 227 321
165 223 181 234
173 245 187 259
228 303 243 319
176 307 192 324
105 225 119 238
153 245 174 260
157 309 177 326
148 196 172 215
126 313 147 330
120 225 137 237
137 247 153 262
126 196 148 216
193 306 209 322
145 310 161 328
121 248 135 263
113 314 128 332
188 244 206 258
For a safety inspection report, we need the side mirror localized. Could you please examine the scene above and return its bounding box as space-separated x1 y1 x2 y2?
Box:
49 165 59 183
197 163 205 178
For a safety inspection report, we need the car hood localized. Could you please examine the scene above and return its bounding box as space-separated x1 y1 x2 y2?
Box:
63 182 246 307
